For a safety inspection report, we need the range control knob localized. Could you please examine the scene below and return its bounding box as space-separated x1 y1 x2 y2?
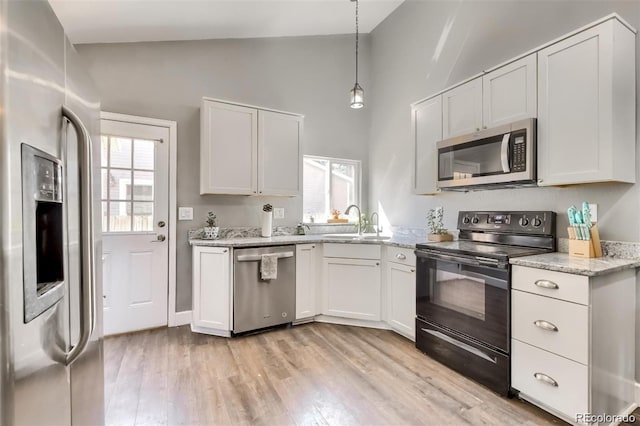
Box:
532 217 543 227
519 217 529 227
462 216 471 224
471 217 480 224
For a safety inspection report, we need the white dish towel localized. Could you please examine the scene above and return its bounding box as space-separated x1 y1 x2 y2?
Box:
260 254 278 280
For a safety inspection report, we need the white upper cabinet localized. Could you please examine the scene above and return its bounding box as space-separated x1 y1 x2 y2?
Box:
201 101 257 195
442 77 483 138
537 18 636 186
412 95 442 195
483 54 537 128
442 54 536 140
259 110 303 196
200 98 303 195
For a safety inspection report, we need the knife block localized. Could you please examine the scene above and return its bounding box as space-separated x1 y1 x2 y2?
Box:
568 225 602 258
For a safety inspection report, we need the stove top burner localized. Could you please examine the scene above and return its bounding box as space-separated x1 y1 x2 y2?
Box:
415 210 557 260
415 240 550 261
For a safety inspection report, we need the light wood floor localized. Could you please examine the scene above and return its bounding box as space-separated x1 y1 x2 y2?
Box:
104 323 565 425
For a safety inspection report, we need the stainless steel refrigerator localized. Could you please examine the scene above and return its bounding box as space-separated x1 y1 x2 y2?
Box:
0 1 105 424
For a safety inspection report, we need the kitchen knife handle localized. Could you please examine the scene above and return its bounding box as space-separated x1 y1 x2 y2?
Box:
62 106 95 366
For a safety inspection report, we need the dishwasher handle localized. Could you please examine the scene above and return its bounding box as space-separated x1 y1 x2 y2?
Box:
236 251 294 262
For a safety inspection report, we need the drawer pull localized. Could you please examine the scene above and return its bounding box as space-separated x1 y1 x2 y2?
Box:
533 372 558 387
534 279 559 289
395 253 406 260
533 320 558 332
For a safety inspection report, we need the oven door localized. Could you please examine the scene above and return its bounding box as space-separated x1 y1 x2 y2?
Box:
415 250 509 352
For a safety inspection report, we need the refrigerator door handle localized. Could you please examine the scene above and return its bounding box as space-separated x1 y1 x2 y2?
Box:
62 106 96 366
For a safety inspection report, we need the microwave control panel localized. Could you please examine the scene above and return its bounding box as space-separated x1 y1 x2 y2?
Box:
511 130 527 172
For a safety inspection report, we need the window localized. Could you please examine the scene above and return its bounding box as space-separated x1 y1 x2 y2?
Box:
303 155 361 223
101 135 155 232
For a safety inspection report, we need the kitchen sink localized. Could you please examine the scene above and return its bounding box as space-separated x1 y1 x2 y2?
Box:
322 233 391 242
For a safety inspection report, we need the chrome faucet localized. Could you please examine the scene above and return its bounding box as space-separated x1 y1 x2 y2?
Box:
370 212 381 237
345 204 362 235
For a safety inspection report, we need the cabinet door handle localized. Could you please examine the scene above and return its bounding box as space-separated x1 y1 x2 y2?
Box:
223 249 228 253
533 372 558 387
376 262 380 266
410 269 415 273
534 279 558 290
395 253 406 260
533 320 558 332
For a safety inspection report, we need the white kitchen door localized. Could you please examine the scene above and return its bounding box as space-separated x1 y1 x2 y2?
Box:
101 116 169 335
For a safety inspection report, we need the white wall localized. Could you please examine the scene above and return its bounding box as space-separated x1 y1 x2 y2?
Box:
77 35 371 311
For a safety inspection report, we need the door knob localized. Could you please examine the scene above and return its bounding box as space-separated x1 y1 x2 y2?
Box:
158 220 166 228
151 234 166 242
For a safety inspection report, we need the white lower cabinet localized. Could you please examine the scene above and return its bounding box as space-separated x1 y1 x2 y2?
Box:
191 246 232 336
511 265 636 424
512 339 589 417
385 247 416 341
322 243 381 321
295 244 317 320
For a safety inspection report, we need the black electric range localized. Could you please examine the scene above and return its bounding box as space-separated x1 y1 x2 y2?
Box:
414 211 556 396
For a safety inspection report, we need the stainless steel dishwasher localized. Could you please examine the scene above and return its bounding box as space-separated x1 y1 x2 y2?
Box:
233 245 296 334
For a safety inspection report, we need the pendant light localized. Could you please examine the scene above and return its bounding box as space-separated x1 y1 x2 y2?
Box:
350 0 364 109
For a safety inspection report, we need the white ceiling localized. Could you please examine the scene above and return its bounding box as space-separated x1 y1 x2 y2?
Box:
48 0 404 44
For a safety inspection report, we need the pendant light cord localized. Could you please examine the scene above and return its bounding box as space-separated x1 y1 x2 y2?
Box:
355 0 359 85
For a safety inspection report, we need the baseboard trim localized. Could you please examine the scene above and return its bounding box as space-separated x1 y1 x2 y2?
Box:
635 381 640 406
171 310 192 327
314 315 391 330
191 324 231 337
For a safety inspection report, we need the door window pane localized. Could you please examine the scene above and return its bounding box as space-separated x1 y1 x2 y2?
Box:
133 139 154 170
109 201 132 232
132 202 153 231
101 134 157 233
101 136 108 167
132 171 154 201
109 137 132 168
108 169 132 201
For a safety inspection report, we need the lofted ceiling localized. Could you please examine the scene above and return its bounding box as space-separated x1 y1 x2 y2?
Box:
48 0 404 44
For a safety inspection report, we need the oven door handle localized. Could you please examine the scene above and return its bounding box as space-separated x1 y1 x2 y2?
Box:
415 250 507 270
421 328 497 364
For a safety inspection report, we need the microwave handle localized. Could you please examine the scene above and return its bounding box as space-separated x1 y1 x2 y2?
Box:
501 133 510 173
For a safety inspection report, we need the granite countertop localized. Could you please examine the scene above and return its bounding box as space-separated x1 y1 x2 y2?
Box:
189 234 426 249
510 252 640 277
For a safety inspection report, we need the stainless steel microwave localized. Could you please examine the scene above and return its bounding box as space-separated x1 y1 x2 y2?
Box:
436 118 536 190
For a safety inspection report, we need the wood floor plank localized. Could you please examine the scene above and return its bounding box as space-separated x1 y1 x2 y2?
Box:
105 323 566 426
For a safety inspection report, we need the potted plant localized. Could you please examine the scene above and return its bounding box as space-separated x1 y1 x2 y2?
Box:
202 211 219 239
427 207 453 242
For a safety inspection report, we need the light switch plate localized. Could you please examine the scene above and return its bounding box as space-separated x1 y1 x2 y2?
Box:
274 208 285 219
588 203 598 222
178 207 193 221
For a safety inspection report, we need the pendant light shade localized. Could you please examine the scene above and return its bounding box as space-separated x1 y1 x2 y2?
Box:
350 0 363 109
350 83 364 109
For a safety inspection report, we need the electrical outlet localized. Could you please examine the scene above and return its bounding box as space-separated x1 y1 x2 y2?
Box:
588 203 598 222
274 208 285 219
178 207 193 221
